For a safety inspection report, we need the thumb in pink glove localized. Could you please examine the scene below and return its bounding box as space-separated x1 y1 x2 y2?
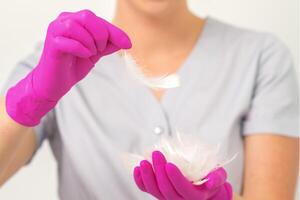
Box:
6 9 131 126
133 151 232 200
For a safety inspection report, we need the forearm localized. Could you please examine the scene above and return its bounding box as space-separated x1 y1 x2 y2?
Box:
241 135 299 200
0 96 36 186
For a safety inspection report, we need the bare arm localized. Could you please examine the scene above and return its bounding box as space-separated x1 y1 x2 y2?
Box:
0 96 37 186
234 134 299 200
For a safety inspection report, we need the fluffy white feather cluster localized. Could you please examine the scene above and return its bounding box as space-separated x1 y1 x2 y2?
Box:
122 132 237 185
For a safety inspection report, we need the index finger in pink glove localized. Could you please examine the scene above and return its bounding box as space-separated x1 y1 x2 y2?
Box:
139 160 166 200
52 36 93 58
166 163 208 200
72 10 131 51
152 151 183 200
50 19 97 55
100 18 132 49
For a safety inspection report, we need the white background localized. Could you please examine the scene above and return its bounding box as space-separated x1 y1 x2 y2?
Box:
0 0 298 199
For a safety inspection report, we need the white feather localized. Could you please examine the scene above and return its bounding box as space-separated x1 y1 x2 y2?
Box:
122 131 237 185
122 52 180 89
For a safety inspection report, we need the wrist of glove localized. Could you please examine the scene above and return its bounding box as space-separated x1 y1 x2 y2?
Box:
6 70 57 126
133 151 233 200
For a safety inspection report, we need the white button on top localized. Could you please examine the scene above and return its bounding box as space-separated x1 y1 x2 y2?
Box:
154 126 164 135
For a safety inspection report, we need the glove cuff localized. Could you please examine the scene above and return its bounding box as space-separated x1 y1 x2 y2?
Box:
5 71 57 127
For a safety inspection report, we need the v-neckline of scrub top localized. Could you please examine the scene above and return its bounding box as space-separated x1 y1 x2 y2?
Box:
110 17 217 135
148 18 213 102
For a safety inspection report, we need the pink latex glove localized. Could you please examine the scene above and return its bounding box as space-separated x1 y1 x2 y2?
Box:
133 151 233 200
6 9 131 126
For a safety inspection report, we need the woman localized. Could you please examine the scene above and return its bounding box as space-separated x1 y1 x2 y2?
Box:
0 0 298 199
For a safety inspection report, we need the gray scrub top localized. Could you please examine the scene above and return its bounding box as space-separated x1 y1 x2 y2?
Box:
1 17 299 200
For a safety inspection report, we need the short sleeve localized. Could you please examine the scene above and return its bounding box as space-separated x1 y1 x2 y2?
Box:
0 43 57 148
243 35 299 137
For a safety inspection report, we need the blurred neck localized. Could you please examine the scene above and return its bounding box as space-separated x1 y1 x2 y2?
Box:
112 1 204 56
